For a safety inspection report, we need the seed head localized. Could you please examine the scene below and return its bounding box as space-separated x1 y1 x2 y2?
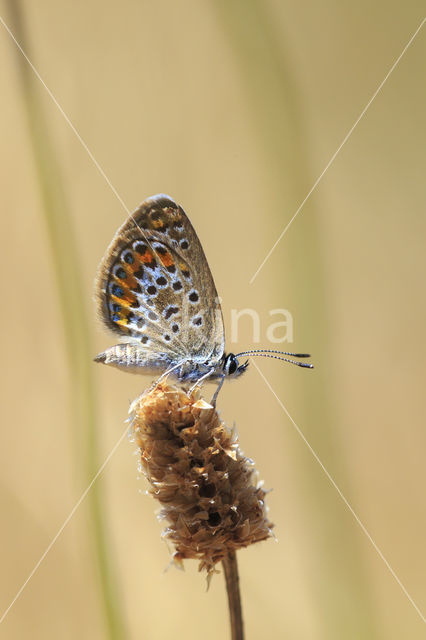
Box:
129 383 273 577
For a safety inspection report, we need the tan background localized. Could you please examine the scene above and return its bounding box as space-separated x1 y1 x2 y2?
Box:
1 1 425 639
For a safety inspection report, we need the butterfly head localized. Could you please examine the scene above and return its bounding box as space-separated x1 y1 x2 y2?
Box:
222 353 249 378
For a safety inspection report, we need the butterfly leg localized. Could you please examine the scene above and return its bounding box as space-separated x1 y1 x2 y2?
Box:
210 374 225 407
188 368 216 397
155 361 185 386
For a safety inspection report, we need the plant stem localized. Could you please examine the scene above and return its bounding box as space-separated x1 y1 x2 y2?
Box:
222 551 244 640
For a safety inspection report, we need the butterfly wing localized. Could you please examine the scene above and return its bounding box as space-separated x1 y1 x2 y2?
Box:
95 194 225 367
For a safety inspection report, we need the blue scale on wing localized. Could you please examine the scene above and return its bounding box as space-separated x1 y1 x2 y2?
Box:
108 239 197 359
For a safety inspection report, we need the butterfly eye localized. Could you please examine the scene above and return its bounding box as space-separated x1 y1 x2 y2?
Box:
224 353 238 376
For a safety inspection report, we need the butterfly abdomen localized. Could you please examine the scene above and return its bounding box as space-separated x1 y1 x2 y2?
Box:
94 343 171 375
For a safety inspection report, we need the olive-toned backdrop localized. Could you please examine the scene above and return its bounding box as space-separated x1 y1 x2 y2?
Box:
1 2 425 639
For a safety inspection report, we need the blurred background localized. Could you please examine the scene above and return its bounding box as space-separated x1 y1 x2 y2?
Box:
1 1 425 638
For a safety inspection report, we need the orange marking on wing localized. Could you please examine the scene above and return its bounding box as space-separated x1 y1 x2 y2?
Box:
115 317 130 330
152 219 165 229
160 252 174 268
128 254 141 270
113 270 138 290
110 287 137 307
140 250 154 264
116 270 138 290
125 256 145 289
127 275 138 289
111 270 138 298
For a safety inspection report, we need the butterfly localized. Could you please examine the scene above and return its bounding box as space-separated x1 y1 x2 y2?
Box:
95 194 312 401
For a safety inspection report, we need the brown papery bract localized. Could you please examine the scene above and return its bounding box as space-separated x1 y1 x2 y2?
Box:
129 383 273 578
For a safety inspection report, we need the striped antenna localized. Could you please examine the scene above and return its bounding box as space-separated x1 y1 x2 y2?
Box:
235 350 313 369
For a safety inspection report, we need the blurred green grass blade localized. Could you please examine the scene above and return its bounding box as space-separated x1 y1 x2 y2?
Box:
212 1 378 636
7 3 127 638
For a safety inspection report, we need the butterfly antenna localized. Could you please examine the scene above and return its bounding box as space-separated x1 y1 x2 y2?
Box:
236 349 311 358
236 350 314 369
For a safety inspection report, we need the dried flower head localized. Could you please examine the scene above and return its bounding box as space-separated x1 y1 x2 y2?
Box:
129 382 273 577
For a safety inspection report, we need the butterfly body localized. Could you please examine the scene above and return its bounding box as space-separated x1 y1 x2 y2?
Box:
94 343 247 382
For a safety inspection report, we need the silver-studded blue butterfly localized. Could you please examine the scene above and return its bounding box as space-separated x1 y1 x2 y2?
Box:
95 194 312 400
